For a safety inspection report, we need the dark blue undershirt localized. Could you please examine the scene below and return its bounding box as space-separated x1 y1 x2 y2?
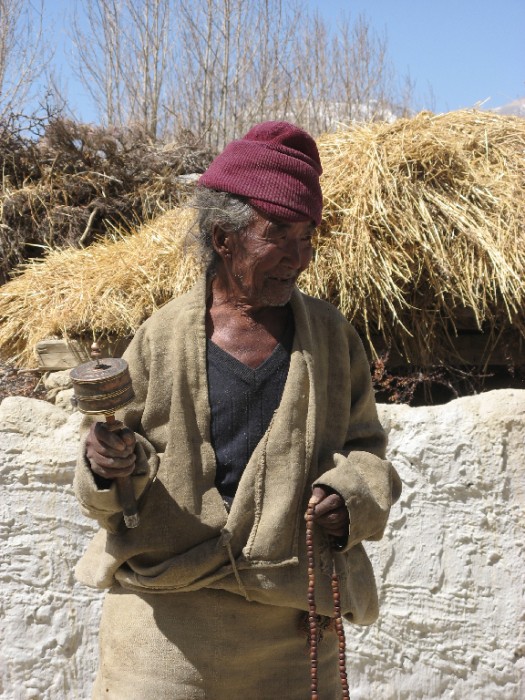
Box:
206 316 294 507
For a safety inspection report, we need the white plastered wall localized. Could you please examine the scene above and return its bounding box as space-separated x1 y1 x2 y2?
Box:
0 390 523 699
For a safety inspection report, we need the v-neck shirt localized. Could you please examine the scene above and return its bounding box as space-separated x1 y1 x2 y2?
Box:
206 317 294 507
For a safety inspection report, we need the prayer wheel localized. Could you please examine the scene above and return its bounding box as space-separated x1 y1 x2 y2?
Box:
70 349 139 528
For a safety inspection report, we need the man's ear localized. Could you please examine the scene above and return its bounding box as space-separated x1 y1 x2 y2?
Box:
212 224 232 260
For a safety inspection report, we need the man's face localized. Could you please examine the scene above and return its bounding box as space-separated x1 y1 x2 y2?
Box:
225 212 315 308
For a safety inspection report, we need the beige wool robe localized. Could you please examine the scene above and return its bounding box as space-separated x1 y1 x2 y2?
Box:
74 277 401 626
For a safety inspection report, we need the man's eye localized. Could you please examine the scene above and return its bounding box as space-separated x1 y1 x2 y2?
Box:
267 227 287 241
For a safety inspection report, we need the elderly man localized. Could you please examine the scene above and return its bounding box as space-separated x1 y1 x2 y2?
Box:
75 121 401 699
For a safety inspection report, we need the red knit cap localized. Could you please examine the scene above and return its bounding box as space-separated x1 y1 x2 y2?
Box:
198 121 323 225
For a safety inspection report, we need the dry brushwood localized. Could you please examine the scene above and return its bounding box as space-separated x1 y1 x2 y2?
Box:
0 110 524 388
0 117 214 284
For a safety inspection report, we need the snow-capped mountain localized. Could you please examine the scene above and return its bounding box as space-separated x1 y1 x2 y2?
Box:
491 97 525 118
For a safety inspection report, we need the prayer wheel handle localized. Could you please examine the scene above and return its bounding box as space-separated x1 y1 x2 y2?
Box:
70 343 139 529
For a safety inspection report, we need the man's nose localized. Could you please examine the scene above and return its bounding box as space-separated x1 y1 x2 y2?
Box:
283 238 302 268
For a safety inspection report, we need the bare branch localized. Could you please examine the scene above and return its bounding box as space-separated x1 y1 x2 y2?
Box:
0 0 50 119
71 0 174 138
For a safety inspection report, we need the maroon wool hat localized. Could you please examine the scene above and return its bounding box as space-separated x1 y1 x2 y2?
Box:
198 121 323 225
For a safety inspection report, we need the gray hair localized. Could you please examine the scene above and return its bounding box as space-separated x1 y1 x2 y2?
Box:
189 187 256 271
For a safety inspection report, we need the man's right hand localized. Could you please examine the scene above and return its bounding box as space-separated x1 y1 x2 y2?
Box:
85 422 136 480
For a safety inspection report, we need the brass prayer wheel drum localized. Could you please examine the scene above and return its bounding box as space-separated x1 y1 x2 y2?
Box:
70 357 134 415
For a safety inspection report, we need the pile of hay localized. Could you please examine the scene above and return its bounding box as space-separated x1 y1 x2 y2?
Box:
0 110 524 376
304 109 525 365
0 208 201 365
0 118 213 284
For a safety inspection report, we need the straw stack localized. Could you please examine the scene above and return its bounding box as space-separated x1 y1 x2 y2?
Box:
303 110 525 364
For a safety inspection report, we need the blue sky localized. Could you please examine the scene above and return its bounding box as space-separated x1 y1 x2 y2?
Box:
311 0 524 113
44 0 524 120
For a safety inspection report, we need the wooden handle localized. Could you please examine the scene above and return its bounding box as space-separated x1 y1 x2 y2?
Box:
115 476 140 528
105 414 140 529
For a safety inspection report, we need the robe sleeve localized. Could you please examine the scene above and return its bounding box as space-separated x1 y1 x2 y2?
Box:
313 325 401 551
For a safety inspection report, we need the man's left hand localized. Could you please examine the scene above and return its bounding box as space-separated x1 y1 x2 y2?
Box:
310 486 349 538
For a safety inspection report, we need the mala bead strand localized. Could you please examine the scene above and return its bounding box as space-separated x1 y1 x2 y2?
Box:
331 568 350 699
306 498 350 699
306 500 319 700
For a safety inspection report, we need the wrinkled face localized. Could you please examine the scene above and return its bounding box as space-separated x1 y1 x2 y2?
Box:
218 212 315 308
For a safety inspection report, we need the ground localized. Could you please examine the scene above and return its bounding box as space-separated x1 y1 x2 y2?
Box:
0 362 47 403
